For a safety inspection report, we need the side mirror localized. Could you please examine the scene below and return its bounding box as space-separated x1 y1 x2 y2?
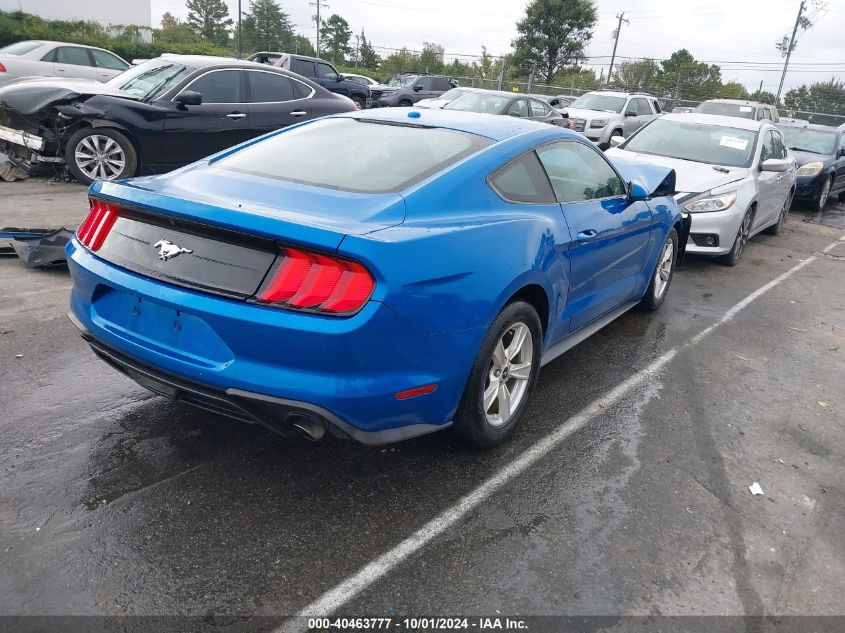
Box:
627 180 649 202
175 90 202 106
413 85 423 91
609 135 625 148
625 110 637 117
508 111 523 117
760 158 790 172
839 148 845 158
335 74 344 82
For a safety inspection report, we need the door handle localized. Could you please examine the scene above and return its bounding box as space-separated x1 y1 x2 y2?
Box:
289 110 307 117
577 229 598 241
226 112 246 120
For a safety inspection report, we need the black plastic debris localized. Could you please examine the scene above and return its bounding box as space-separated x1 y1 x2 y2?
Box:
6 228 74 268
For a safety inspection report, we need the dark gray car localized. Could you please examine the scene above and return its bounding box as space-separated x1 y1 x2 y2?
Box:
444 89 565 126
376 73 456 107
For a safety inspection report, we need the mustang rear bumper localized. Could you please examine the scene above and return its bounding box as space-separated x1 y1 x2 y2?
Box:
67 239 479 444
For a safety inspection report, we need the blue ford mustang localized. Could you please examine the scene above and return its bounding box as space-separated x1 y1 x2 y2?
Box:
67 108 688 447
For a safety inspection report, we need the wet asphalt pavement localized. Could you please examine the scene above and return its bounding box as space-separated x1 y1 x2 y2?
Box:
1 180 844 628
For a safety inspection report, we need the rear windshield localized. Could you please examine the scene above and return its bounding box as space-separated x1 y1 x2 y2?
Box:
695 102 756 120
623 118 758 168
214 118 492 193
570 93 626 113
0 41 44 56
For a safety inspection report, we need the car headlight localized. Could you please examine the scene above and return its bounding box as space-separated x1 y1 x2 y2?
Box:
683 191 737 213
796 162 824 177
590 118 608 128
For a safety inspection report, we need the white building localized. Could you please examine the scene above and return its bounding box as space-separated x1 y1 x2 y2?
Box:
0 0 152 28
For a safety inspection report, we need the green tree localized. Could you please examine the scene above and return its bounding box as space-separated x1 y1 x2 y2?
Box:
657 49 722 100
749 89 778 105
612 58 659 92
784 78 845 118
239 0 294 54
419 42 445 74
186 0 232 46
719 81 749 99
358 30 380 70
160 12 179 30
320 14 352 64
379 47 418 75
512 0 597 83
292 34 315 56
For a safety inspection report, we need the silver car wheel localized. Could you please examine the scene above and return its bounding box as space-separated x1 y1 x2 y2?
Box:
75 134 126 181
653 238 674 300
483 322 533 428
734 212 753 260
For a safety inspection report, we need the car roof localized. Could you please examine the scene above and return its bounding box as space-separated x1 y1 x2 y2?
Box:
660 112 768 131
159 54 280 69
12 40 119 54
456 88 539 99
334 107 566 141
701 99 772 108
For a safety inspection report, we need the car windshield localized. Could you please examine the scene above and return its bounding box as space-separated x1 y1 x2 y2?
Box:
779 126 837 155
105 59 194 100
0 41 44 55
386 75 417 88
439 88 464 101
570 94 626 113
444 92 510 114
214 118 492 193
695 102 757 120
623 118 758 167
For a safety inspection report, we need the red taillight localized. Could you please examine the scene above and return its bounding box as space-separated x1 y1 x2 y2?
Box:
0 62 7 73
77 198 119 251
257 247 375 315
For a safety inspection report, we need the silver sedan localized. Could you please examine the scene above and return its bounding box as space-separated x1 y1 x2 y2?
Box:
607 113 796 266
0 40 130 85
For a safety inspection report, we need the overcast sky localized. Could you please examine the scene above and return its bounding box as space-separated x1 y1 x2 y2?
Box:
150 0 845 93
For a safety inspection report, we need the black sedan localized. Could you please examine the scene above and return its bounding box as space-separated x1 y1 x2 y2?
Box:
443 89 566 126
779 122 845 210
0 55 356 184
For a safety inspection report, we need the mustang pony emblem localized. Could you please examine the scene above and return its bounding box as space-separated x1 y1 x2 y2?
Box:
153 239 193 261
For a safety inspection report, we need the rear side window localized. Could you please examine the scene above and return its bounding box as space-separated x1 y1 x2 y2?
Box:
537 141 626 202
433 77 450 91
91 49 128 71
188 70 243 103
417 77 433 90
530 99 550 117
215 118 492 193
489 152 555 204
54 47 92 66
291 58 315 77
247 71 295 102
651 99 662 113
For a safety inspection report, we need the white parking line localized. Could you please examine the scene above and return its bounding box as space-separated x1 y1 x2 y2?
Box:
277 234 845 632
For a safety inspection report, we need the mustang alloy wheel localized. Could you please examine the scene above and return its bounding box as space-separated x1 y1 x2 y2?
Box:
641 228 677 310
483 322 533 428
65 128 138 185
455 301 542 447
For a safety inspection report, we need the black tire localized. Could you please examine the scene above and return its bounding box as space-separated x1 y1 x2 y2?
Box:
65 127 137 185
641 228 678 311
717 207 754 267
398 99 413 107
454 301 543 448
351 94 366 110
765 191 792 235
814 176 833 212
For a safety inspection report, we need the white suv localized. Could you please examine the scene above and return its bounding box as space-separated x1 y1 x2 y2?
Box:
562 90 661 148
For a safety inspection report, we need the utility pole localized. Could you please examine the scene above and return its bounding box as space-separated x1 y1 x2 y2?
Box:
777 0 806 102
607 12 628 88
310 0 329 58
237 0 242 59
